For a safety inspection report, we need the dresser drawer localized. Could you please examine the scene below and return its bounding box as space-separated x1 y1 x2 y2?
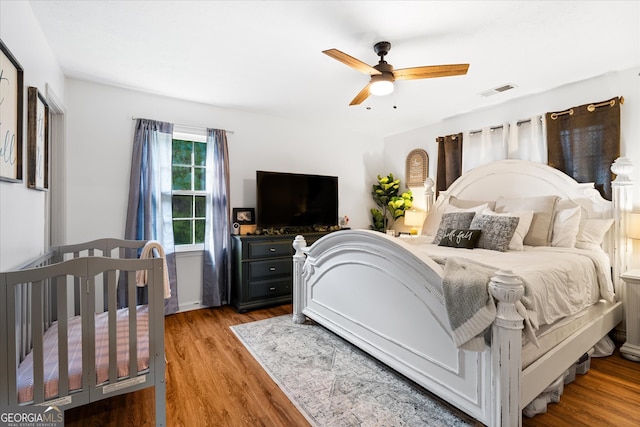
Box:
248 278 291 299
248 259 292 279
247 241 292 259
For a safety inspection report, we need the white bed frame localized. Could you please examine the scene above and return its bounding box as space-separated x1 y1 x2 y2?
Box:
292 159 633 426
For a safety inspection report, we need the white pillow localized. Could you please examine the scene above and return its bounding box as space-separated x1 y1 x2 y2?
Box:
481 208 534 251
421 202 489 236
444 203 490 214
551 205 582 247
575 218 614 251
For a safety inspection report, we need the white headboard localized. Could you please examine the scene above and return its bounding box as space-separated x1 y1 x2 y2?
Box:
437 160 611 219
428 159 633 293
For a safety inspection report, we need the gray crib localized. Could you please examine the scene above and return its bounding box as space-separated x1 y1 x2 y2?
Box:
0 238 166 426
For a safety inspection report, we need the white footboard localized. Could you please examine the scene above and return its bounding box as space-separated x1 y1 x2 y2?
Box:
293 230 504 424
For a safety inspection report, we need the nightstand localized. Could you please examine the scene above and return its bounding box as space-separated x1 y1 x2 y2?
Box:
620 269 640 362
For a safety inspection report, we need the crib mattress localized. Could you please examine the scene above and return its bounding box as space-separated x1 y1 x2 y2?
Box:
16 306 150 403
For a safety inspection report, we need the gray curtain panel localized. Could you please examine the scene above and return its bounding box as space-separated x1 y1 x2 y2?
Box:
203 129 231 306
122 118 179 315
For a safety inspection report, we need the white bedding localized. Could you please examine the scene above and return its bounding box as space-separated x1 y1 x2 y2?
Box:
401 237 614 330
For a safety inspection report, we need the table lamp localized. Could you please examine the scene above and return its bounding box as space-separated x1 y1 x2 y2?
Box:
404 210 425 236
628 212 640 240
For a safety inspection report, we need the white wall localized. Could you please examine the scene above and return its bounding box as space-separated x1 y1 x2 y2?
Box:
65 78 384 310
0 1 65 270
383 67 640 212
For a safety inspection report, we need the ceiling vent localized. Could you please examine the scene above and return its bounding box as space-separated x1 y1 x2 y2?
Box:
480 84 517 97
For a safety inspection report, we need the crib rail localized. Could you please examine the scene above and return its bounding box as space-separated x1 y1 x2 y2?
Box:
10 239 149 365
0 241 166 427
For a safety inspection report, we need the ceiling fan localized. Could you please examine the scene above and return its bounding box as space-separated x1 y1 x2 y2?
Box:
323 41 469 106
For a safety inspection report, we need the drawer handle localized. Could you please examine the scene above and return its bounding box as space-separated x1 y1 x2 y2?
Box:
269 287 276 291
269 248 276 252
269 267 276 271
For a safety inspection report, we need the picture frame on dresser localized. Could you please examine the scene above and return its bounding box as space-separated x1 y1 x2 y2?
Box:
0 39 24 183
27 86 49 190
233 207 255 225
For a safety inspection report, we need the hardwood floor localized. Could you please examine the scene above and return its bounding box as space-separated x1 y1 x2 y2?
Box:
65 304 640 426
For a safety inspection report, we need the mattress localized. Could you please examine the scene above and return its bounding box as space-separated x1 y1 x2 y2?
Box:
521 300 613 369
16 305 150 403
402 240 614 328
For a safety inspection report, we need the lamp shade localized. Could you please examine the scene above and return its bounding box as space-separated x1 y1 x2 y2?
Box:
369 73 395 96
628 212 640 240
370 80 394 96
404 210 425 227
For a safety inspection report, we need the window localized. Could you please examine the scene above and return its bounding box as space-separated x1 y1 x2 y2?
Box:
171 133 207 246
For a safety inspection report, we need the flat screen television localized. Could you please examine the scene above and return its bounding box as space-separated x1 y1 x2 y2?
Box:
256 171 338 228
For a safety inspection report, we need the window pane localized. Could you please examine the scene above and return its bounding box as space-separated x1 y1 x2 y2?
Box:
195 219 206 244
195 195 206 218
172 166 192 191
194 142 207 166
172 139 192 165
194 167 206 191
172 195 193 218
173 220 193 245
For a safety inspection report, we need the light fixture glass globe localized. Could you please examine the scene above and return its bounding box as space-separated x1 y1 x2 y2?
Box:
370 80 394 96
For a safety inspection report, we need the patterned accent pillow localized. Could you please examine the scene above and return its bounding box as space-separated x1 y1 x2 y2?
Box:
470 214 520 252
438 228 482 249
433 212 476 245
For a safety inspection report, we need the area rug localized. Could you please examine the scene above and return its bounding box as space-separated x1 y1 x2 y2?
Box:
230 315 476 427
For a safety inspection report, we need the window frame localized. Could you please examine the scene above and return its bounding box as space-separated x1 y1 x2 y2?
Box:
172 130 207 252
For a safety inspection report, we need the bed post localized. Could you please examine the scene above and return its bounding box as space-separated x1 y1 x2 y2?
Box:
611 157 634 341
489 269 525 427
424 177 435 213
292 235 307 324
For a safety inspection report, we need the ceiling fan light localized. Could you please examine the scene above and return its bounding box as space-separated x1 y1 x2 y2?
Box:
370 80 394 96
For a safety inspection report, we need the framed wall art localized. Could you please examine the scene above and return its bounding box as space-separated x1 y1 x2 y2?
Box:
0 39 24 182
27 86 49 190
405 148 429 187
233 207 255 225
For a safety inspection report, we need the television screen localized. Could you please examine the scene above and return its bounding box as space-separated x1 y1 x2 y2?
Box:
256 171 338 228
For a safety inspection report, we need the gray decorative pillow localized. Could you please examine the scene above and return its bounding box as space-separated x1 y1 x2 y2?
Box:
470 214 520 252
433 212 476 245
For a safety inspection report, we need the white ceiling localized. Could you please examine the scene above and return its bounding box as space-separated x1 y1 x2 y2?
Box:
29 1 640 138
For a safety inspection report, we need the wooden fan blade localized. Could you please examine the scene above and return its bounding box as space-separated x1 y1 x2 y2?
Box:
323 49 382 75
393 64 469 80
349 84 371 106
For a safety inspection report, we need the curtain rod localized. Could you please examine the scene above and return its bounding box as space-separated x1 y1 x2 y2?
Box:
550 96 624 120
131 117 235 134
468 116 542 136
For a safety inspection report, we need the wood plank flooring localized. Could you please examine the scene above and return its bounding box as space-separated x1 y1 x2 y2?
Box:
65 304 640 426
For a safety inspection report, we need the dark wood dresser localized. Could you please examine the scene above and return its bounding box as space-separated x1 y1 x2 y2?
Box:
230 232 328 312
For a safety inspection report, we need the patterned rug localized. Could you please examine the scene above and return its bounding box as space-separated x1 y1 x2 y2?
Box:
230 315 476 427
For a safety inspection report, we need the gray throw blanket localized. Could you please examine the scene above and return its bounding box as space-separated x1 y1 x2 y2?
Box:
438 257 497 351
435 257 538 352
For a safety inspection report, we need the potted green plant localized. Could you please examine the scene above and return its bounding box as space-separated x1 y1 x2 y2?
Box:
370 173 413 232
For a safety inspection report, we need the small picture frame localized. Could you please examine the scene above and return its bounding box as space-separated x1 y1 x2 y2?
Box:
27 86 49 190
233 208 255 225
